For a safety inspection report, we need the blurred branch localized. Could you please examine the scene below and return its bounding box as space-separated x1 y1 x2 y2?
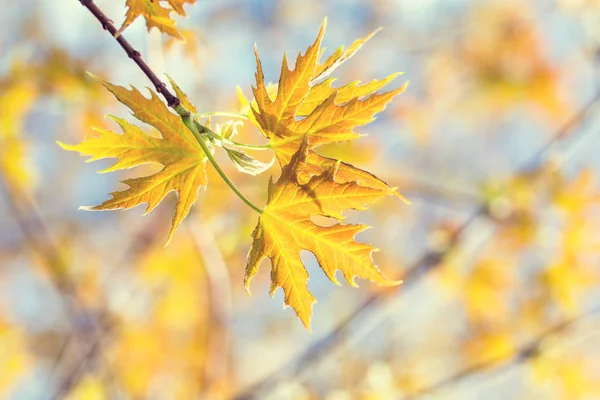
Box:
400 177 482 208
99 208 170 298
77 0 181 108
57 213 233 398
0 174 116 399
519 94 600 171
235 87 600 399
404 305 600 399
187 215 233 397
0 182 66 290
50 208 170 399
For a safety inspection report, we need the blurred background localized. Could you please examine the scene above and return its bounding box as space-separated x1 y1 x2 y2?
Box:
2 0 600 398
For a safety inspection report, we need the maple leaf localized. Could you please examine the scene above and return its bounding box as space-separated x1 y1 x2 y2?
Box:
117 0 190 39
58 74 207 243
245 139 401 329
251 18 408 198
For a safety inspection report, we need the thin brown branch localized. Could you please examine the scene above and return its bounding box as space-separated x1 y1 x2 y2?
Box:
78 0 181 108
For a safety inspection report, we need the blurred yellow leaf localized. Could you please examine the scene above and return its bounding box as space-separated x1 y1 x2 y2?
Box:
464 257 514 325
66 376 106 400
0 323 30 395
538 260 597 315
0 81 38 185
531 354 600 398
464 328 515 364
554 169 600 215
118 0 185 39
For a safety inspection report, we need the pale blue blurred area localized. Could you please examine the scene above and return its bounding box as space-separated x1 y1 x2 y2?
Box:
1 0 600 398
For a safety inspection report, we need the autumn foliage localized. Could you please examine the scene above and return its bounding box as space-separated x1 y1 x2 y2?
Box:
2 1 600 399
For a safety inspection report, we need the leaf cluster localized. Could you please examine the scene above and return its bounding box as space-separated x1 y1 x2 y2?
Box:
61 18 407 327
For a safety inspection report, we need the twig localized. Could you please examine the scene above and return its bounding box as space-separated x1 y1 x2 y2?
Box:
78 0 180 108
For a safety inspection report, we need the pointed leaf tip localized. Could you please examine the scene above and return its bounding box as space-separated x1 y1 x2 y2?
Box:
60 79 209 244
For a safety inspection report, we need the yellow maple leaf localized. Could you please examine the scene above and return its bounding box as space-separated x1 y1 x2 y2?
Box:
118 0 184 39
59 74 207 243
251 18 408 198
245 139 400 329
